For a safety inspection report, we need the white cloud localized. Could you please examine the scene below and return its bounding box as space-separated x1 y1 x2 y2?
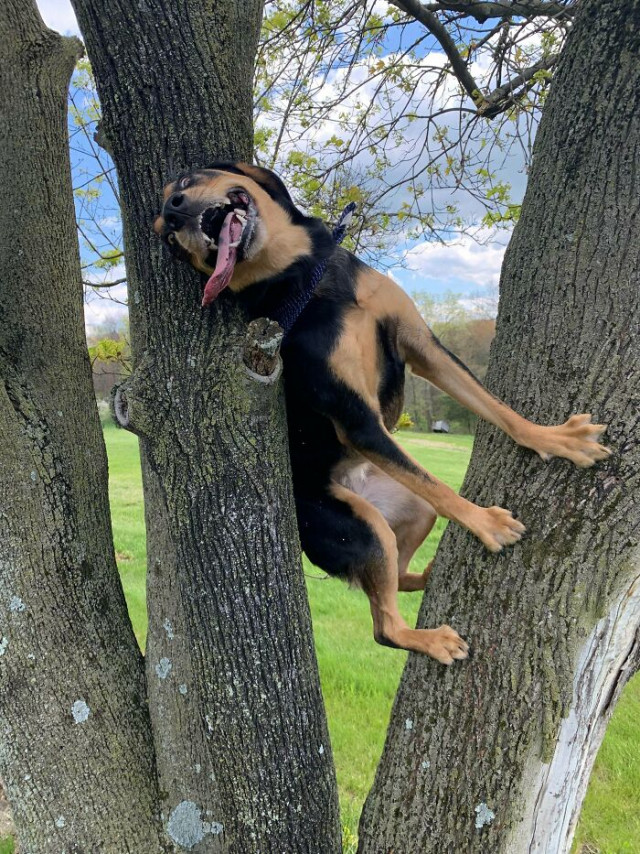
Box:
84 278 128 333
84 299 128 334
36 0 81 37
401 229 509 290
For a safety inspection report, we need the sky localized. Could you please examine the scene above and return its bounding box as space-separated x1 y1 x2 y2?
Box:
36 0 520 333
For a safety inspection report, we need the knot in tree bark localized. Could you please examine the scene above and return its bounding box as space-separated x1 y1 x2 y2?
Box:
242 318 284 384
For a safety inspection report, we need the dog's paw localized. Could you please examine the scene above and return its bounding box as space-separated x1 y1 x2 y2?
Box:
471 505 526 553
530 414 612 467
421 625 469 665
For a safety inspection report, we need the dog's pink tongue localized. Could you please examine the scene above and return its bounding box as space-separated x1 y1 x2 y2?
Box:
201 211 244 307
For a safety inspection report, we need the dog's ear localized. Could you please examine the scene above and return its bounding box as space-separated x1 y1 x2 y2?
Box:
205 161 295 208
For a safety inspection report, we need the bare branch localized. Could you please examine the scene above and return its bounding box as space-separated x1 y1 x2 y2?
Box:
83 277 127 289
424 0 576 23
479 53 558 116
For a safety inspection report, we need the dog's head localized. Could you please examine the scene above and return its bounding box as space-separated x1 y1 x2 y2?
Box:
154 162 314 306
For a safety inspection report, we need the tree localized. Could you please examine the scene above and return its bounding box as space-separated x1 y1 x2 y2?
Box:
359 1 640 851
68 0 341 851
0 3 166 850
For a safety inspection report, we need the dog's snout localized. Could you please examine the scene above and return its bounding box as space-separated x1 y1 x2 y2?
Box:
163 193 190 230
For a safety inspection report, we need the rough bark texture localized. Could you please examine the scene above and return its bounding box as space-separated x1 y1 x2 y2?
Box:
70 1 341 851
359 2 640 852
0 3 166 852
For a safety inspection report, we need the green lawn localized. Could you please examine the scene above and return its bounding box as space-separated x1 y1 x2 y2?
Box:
102 424 640 852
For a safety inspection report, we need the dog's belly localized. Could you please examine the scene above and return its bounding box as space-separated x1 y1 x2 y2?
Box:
332 456 420 529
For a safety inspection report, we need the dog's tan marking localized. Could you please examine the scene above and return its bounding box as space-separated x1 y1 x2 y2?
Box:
330 482 468 663
229 199 311 291
329 307 380 409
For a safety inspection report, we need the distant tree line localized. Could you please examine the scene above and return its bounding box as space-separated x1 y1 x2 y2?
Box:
405 293 496 433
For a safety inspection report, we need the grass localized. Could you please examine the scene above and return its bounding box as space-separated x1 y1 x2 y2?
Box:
4 424 629 853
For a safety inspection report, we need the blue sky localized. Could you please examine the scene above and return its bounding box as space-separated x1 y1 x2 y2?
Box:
37 0 526 331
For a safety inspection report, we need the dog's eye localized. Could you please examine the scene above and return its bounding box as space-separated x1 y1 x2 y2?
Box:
179 177 190 190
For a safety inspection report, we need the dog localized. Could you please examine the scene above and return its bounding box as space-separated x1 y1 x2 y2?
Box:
154 161 610 664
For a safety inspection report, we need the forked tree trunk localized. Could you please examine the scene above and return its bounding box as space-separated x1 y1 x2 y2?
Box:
70 1 341 851
0 3 166 851
359 1 640 852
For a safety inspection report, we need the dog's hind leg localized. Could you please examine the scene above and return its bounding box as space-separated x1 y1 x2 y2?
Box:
329 483 468 663
337 461 437 591
329 400 525 553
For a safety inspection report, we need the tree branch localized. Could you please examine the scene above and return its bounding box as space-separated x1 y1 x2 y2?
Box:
424 0 576 22
479 54 559 116
391 0 560 120
83 276 127 289
390 0 491 110
242 318 284 380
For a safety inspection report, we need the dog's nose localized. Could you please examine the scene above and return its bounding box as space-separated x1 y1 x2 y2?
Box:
163 193 189 230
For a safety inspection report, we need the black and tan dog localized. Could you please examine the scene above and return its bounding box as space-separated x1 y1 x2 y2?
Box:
154 162 610 665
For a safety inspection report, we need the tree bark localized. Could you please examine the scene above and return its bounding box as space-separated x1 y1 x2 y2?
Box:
70 1 341 851
359 1 640 852
0 3 166 851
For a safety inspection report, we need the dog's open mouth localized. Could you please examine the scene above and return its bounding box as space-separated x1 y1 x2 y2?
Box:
199 189 257 306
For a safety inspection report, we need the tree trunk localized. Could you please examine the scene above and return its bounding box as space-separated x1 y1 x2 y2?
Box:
0 3 166 851
70 1 341 851
359 1 640 852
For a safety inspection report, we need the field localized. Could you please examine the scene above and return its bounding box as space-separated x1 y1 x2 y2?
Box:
64 425 640 851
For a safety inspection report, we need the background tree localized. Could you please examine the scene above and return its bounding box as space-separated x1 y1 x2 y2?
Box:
406 293 497 431
255 0 576 258
359 0 640 850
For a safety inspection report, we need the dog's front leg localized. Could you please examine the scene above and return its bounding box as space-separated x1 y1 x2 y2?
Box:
402 325 611 467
